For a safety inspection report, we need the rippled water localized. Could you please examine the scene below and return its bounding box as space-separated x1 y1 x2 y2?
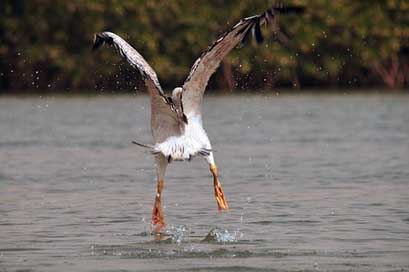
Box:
1 93 408 271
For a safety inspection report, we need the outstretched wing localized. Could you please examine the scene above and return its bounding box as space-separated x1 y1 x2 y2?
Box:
93 32 184 142
93 32 167 99
181 6 281 118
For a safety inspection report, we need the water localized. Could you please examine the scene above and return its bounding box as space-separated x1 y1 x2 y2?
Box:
1 93 408 271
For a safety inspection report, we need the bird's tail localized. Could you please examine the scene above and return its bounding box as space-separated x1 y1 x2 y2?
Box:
197 148 212 157
131 141 160 154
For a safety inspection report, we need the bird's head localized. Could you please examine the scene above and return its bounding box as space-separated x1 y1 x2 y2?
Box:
171 87 188 124
172 87 183 99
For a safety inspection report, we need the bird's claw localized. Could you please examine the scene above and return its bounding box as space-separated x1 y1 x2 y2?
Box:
214 181 229 211
152 198 165 233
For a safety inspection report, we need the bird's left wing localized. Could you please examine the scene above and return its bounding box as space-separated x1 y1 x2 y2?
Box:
93 32 168 99
93 32 185 141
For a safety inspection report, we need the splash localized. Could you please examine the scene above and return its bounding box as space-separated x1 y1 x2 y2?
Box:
164 225 189 244
202 227 242 243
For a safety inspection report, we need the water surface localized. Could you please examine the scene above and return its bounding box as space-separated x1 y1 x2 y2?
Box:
1 94 409 271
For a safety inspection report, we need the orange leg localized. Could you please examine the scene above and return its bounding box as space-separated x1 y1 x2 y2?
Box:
210 164 229 211
152 179 165 233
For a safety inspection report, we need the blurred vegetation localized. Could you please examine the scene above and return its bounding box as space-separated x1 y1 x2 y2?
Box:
0 0 408 94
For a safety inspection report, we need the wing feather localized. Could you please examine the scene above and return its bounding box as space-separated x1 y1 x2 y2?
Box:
182 5 287 118
92 32 184 142
93 32 166 97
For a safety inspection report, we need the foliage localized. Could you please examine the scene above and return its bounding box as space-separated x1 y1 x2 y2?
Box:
0 0 408 93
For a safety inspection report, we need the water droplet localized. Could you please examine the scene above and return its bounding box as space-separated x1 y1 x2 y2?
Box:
166 225 188 244
202 228 241 243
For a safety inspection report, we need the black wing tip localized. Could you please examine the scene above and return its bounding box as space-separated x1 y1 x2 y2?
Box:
254 18 264 44
264 3 305 21
92 32 113 51
271 3 305 14
92 33 103 51
242 3 305 46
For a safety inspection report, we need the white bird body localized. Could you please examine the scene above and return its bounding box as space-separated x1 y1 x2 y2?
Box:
153 114 211 161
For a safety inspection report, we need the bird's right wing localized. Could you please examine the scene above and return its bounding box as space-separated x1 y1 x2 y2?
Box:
93 32 184 141
181 8 276 119
182 5 303 119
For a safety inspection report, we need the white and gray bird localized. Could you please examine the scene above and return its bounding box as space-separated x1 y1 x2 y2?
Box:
93 5 293 233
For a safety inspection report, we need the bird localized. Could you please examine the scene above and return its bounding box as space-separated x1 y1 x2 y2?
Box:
92 4 300 233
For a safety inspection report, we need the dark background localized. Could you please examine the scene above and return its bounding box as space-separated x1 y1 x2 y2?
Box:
1 0 408 94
